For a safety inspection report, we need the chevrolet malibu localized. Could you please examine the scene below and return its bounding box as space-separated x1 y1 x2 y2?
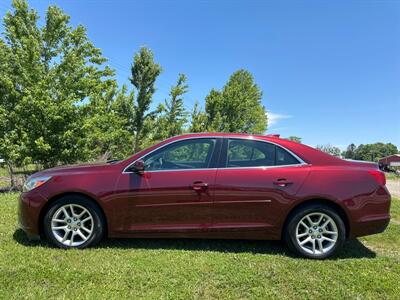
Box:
19 133 391 259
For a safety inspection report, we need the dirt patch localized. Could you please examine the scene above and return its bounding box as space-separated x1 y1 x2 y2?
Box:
386 180 400 198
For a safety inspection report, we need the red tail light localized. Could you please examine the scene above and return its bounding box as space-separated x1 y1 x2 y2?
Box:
368 170 386 186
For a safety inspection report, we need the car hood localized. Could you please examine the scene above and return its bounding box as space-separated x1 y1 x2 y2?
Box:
30 162 113 178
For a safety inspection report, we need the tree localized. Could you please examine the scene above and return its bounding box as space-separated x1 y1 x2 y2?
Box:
287 136 302 143
316 144 341 157
189 102 208 133
204 70 267 133
83 84 134 160
130 47 162 152
353 143 398 162
343 143 357 159
0 0 114 169
154 74 188 140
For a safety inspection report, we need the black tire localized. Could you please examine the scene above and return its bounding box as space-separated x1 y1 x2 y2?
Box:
43 195 105 249
284 204 346 259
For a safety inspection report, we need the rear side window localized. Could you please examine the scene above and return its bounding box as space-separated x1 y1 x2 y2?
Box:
225 139 300 168
227 140 275 167
276 146 300 165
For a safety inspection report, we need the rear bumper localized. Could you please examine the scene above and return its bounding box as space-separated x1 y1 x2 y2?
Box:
18 191 45 239
347 186 391 238
349 215 390 238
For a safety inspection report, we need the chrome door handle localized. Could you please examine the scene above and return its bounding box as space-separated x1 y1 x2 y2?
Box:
273 179 293 187
191 181 208 191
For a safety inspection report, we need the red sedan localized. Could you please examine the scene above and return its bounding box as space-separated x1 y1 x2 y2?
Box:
19 133 391 259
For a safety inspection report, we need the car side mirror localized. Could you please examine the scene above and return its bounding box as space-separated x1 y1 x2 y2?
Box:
132 160 145 174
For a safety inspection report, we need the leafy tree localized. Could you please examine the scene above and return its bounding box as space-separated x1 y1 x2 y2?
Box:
287 136 302 143
188 102 207 133
154 74 188 140
343 143 357 159
83 84 134 160
353 143 398 162
130 47 162 152
0 0 114 169
204 89 223 131
316 144 342 157
204 70 267 133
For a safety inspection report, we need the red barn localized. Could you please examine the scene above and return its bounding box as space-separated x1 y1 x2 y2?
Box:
379 154 400 170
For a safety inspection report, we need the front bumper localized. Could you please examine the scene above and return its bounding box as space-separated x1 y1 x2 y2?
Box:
18 191 46 239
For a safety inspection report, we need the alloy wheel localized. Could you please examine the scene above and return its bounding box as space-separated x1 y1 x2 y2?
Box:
295 212 338 256
51 204 94 247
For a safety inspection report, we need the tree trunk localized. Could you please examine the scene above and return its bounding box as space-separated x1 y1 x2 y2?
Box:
6 162 15 188
133 131 140 153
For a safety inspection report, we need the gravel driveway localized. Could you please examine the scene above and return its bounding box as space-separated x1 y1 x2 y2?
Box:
386 180 400 198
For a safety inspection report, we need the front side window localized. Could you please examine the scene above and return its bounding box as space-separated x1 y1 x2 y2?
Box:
144 139 216 171
226 139 300 168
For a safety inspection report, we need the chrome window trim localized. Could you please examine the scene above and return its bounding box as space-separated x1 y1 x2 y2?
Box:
122 137 220 174
225 137 306 168
122 136 309 174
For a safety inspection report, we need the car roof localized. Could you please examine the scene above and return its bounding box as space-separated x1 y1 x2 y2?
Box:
123 133 347 167
166 133 346 166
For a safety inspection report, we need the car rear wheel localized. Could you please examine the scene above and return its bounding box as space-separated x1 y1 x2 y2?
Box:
43 196 104 249
285 204 346 259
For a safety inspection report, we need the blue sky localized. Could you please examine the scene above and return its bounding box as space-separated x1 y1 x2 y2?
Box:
1 0 399 149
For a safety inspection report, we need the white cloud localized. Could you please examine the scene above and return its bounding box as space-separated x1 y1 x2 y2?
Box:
267 111 292 127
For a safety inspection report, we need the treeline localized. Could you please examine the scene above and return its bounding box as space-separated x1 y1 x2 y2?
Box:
0 0 267 173
342 143 398 162
314 143 398 161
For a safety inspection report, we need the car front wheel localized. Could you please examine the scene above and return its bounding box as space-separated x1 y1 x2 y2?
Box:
285 204 346 259
43 196 104 249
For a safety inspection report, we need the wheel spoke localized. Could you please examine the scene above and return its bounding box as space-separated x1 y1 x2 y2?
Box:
324 230 337 235
306 216 313 226
299 221 309 230
316 215 324 226
52 225 67 230
77 229 87 241
70 232 75 245
70 205 76 217
321 219 330 228
62 207 70 219
53 218 67 223
317 239 324 253
311 239 316 254
297 232 308 238
81 225 92 234
322 236 336 243
82 216 92 223
300 237 311 245
61 231 69 242
77 210 86 218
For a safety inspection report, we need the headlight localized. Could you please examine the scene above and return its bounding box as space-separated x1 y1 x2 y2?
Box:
23 176 52 192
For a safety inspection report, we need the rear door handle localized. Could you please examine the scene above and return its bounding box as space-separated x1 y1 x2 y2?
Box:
191 181 208 191
273 179 293 187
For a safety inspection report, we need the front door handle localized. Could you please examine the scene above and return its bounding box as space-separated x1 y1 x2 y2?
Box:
273 179 293 187
191 181 208 191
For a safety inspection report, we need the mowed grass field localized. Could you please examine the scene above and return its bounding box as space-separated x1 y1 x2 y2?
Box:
0 193 399 299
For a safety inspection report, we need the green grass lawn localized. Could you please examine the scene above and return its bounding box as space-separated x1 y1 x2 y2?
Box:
0 193 399 299
0 166 9 188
